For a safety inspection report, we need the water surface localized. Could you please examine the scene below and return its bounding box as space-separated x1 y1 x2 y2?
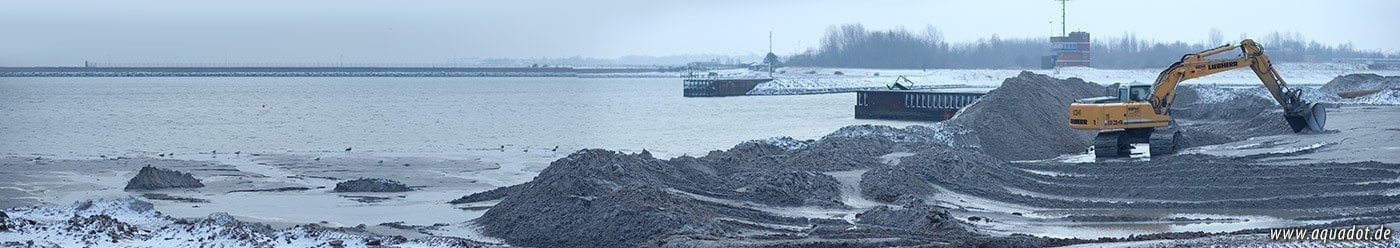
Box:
1 77 915 157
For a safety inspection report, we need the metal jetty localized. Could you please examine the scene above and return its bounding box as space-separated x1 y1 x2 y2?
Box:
682 78 773 97
855 89 985 121
854 76 986 121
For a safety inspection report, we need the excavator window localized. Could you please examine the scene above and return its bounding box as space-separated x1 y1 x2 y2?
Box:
1129 86 1151 101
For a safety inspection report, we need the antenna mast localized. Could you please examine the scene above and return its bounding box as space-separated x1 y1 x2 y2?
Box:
768 31 774 77
1054 0 1071 36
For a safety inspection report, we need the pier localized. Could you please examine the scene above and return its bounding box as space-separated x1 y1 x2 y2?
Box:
855 90 986 121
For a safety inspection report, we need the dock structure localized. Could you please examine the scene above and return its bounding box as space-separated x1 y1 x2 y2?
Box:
855 90 985 121
682 78 772 97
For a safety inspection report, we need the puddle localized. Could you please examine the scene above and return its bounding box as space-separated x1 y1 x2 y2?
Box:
969 208 1333 239
1025 143 1152 164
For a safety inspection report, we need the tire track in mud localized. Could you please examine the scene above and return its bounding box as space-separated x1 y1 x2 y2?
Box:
911 155 1400 210
997 158 1400 203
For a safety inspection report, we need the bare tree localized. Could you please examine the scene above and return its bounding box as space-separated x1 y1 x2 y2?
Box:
786 24 1393 69
1208 28 1224 46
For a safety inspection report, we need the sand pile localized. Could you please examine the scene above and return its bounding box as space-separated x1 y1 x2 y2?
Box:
860 144 1023 204
950 71 1106 161
472 134 1044 247
475 149 765 247
123 166 204 191
332 178 412 193
1319 73 1400 96
1168 85 1304 147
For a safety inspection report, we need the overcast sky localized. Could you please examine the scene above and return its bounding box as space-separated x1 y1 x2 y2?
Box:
2 0 1395 66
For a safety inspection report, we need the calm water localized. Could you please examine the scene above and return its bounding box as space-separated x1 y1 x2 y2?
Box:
0 77 915 157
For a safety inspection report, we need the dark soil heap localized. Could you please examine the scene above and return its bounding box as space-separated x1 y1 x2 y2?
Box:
951 71 1106 161
1318 73 1400 96
332 178 412 193
472 133 1037 247
124 166 204 191
1169 85 1299 147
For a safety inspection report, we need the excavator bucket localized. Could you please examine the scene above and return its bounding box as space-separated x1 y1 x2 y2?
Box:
1285 103 1327 133
1306 103 1326 132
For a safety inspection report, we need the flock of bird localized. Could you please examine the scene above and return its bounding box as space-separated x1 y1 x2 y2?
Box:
102 145 564 161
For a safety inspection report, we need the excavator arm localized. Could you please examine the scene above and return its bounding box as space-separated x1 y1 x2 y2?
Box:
1146 39 1325 132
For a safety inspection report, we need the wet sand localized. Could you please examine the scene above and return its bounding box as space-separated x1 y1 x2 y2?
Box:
1187 105 1400 164
0 149 561 241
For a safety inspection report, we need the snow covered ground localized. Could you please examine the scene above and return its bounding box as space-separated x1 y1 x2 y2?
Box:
0 197 489 247
743 63 1400 95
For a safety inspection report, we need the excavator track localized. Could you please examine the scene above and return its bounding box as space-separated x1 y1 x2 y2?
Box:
1148 128 1181 156
1093 131 1128 158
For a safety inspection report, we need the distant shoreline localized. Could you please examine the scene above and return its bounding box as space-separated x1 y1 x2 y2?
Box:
0 66 673 77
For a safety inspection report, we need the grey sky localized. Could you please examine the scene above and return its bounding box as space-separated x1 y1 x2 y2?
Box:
2 0 1395 66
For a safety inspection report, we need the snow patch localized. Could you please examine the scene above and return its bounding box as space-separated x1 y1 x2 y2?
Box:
0 198 491 247
739 137 813 151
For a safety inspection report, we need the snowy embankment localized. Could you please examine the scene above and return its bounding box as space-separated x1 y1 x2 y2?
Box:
1187 73 1400 106
746 63 1400 95
0 197 487 247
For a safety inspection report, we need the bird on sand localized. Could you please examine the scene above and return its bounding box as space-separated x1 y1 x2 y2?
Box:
345 147 352 152
552 145 559 152
234 151 241 156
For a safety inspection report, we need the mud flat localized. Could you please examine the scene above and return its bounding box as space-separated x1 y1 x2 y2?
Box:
0 150 561 245
1185 105 1400 164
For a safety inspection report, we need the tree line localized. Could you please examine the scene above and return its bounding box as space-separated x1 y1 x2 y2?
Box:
784 24 1396 69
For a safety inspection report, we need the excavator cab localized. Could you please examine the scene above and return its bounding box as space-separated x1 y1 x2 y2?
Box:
1119 84 1151 102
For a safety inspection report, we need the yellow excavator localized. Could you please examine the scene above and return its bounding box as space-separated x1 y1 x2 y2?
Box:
1068 39 1327 158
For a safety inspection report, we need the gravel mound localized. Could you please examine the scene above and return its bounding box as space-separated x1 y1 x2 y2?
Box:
123 165 204 190
332 178 412 193
1318 73 1400 95
475 142 1023 247
951 71 1105 161
861 144 1014 204
1170 85 1302 145
448 184 525 204
1171 85 1278 120
475 149 740 247
853 199 965 233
